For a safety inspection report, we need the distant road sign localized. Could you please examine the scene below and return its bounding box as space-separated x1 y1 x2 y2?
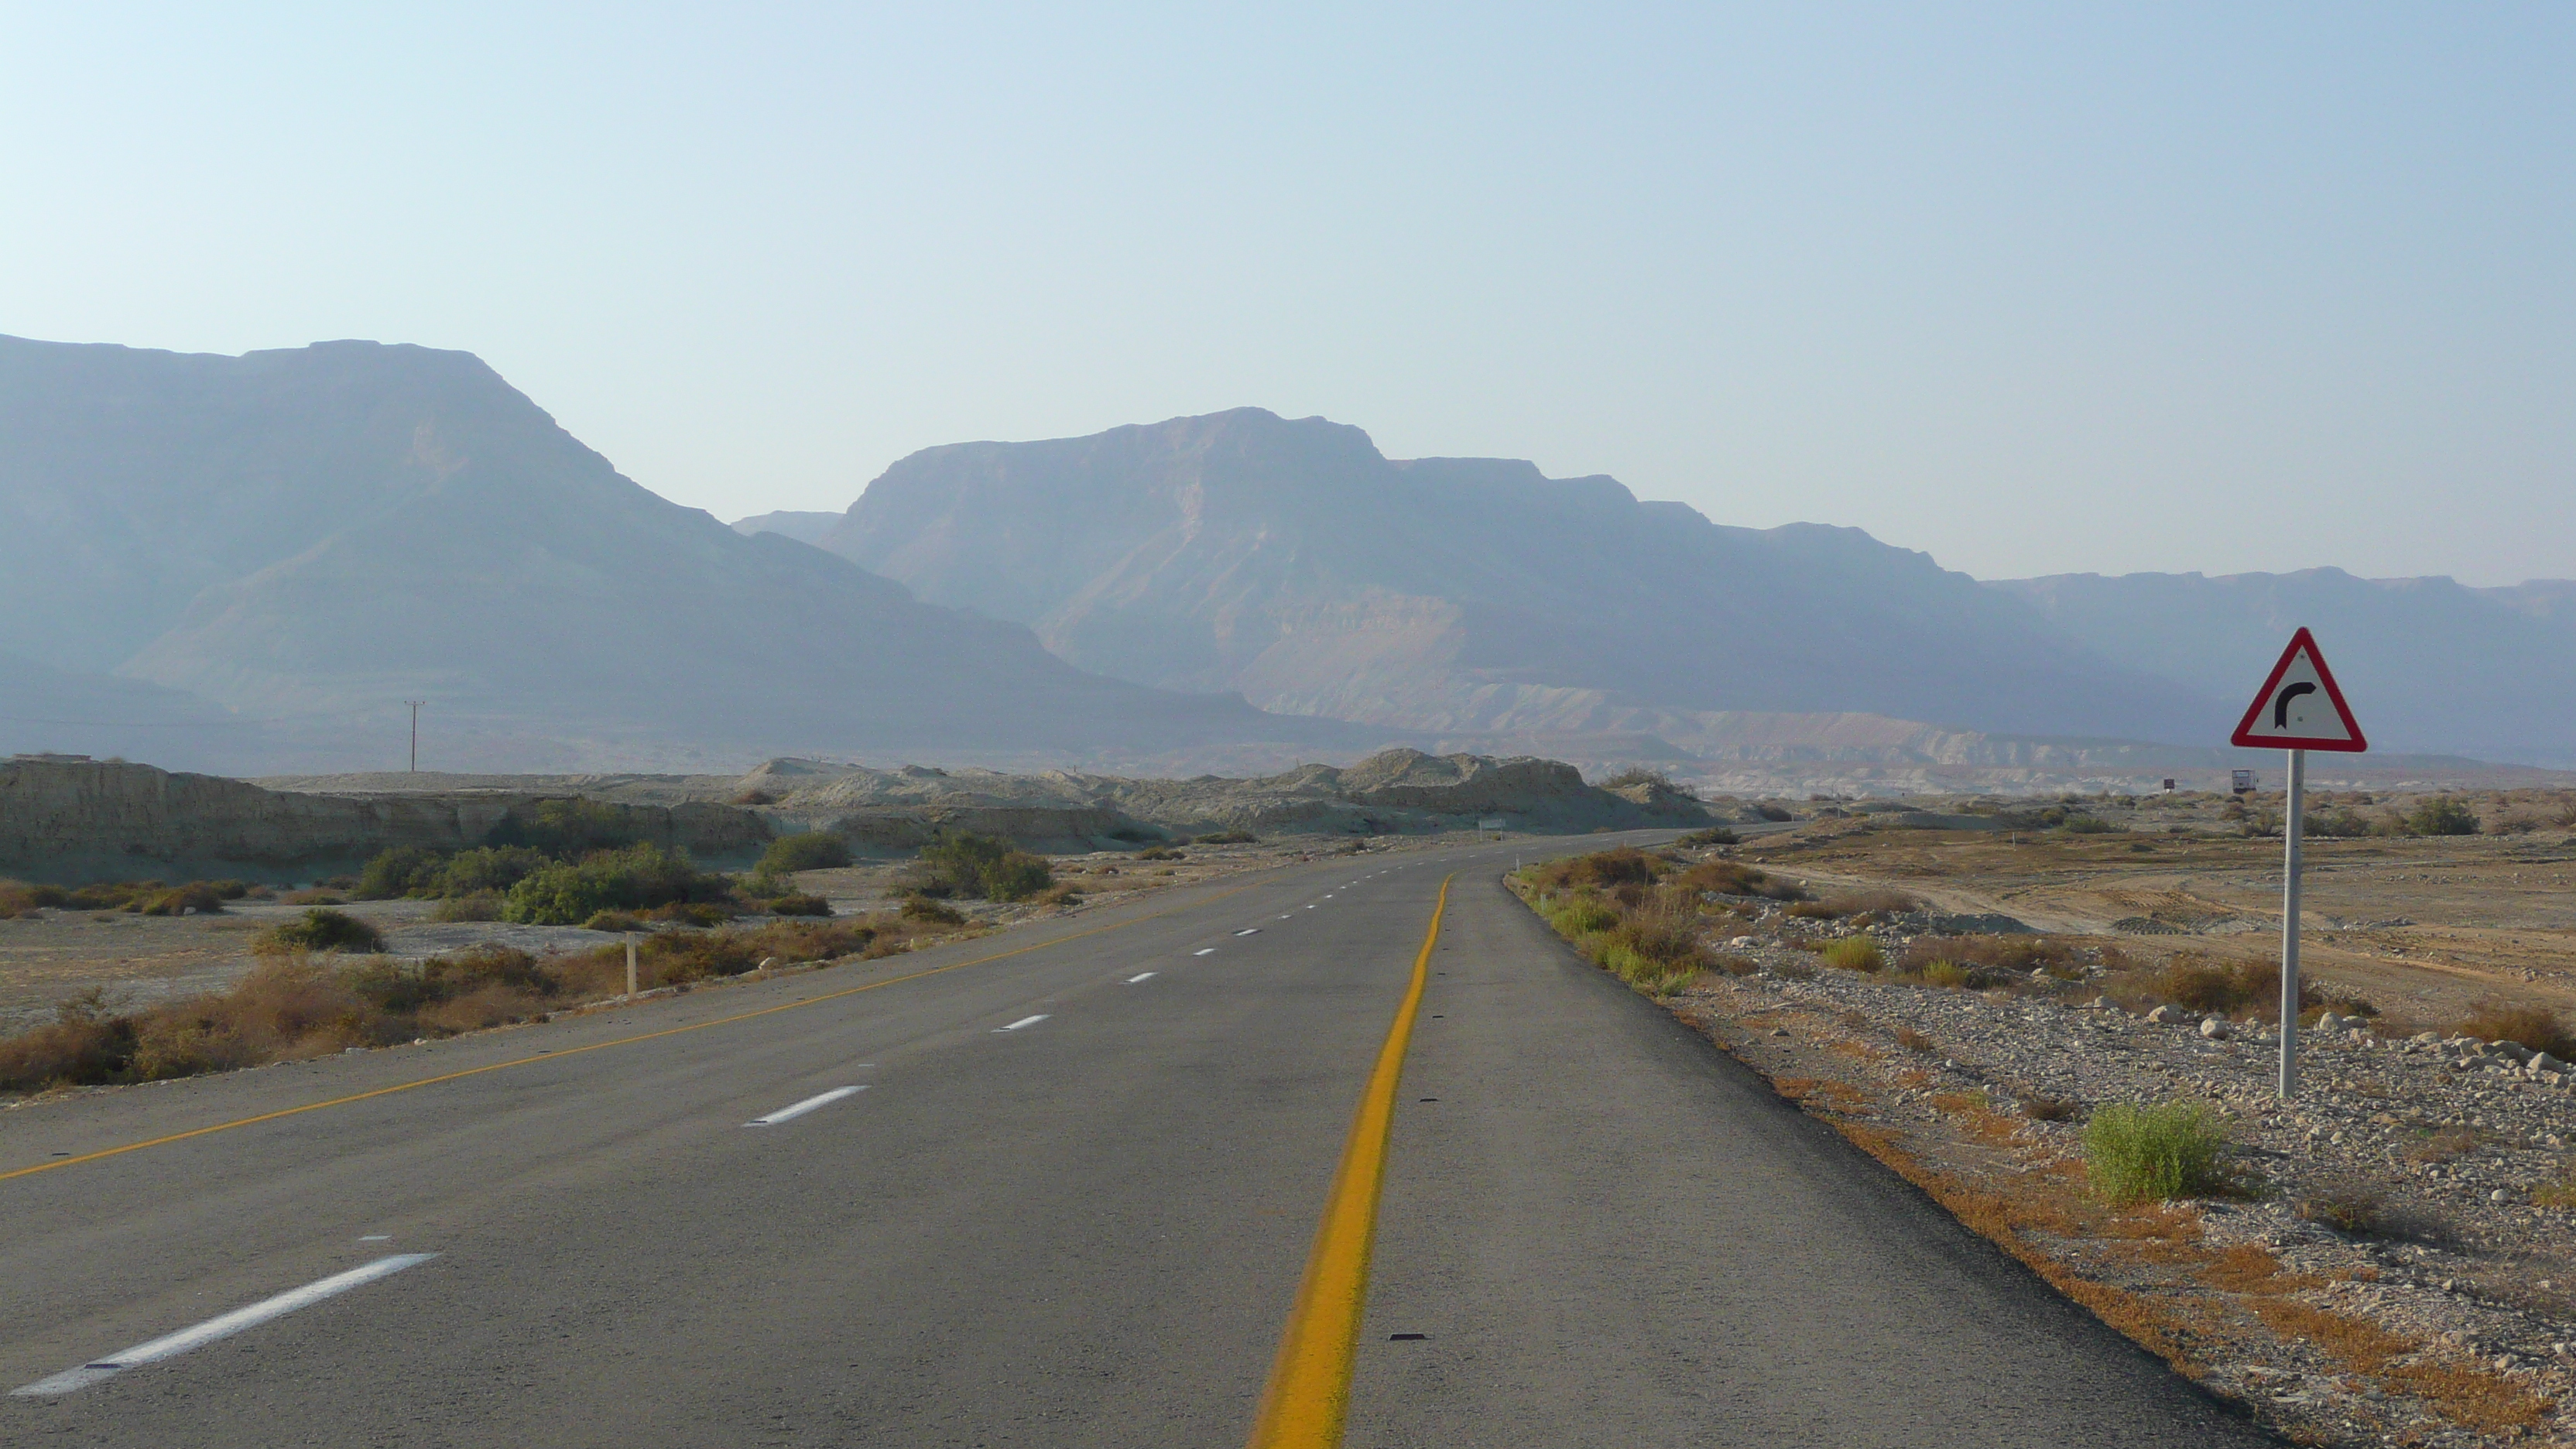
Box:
2230 628 2368 752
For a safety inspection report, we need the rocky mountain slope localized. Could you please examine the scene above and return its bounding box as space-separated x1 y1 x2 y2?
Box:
1994 570 2576 766
0 337 1371 768
817 408 2221 750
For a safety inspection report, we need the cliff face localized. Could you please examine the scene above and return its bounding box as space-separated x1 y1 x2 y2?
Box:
0 758 771 883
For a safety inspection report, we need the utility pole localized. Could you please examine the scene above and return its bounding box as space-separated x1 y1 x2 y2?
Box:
405 701 425 772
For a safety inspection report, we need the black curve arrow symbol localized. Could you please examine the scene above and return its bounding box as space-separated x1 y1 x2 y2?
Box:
2273 681 2317 728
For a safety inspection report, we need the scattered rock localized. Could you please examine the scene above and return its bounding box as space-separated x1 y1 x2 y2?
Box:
2201 1016 2231 1040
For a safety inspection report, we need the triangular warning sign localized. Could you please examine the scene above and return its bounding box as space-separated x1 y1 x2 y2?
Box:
2230 627 2367 752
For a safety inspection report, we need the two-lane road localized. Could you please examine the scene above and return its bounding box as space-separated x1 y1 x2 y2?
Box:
1 841 2271 1446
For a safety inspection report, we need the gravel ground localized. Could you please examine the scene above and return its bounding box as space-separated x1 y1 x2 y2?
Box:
1660 899 2576 1447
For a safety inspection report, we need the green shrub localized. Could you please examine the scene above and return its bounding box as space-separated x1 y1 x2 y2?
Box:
1821 937 1884 972
2402 796 2481 837
2084 1101 2232 1204
1677 827 1740 847
488 798 646 857
261 907 385 954
2061 816 2115 834
1546 899 1622 934
1917 959 1972 989
916 832 1055 901
1194 829 1258 844
759 832 853 874
502 844 729 927
435 846 550 897
356 846 447 899
766 892 833 917
1133 844 1184 862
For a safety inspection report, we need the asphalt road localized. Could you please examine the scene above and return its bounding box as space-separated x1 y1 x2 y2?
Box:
0 837 2273 1447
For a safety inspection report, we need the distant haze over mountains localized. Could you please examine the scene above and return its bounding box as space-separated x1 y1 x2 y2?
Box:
814 408 2219 747
1993 570 2576 767
0 337 1368 771
783 408 2570 768
4 334 2563 776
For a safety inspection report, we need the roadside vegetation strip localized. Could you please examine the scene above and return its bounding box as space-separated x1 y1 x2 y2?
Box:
1513 841 2562 1442
0 887 1246 1185
1245 875 1450 1449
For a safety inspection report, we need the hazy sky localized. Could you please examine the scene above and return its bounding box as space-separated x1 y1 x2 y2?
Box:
5 5 2570 584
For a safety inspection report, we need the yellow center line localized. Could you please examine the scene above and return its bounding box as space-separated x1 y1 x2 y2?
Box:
1245 874 1450 1449
2 885 1248 1184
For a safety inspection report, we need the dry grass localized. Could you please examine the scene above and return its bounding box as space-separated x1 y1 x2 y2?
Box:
0 911 976 1094
1786 889 1920 920
2452 1001 2575 1059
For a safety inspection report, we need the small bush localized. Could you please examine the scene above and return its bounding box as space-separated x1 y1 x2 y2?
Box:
2061 816 2115 834
1544 899 1621 935
584 911 649 933
2024 1094 2076 1122
1894 1026 1934 1053
916 832 1057 900
2453 1002 2575 1060
1821 937 1884 972
1752 803 1793 822
766 892 833 917
432 892 504 923
2401 796 2481 837
1194 829 1258 844
137 882 231 916
356 845 447 900
1917 959 1973 989
1790 889 1918 920
759 832 853 874
900 895 966 925
1677 827 1740 847
1671 858 1802 900
435 846 550 897
2154 955 2273 1016
1132 844 1184 862
488 798 647 856
2084 1101 2232 1204
504 844 731 926
2293 1183 2395 1238
261 908 385 954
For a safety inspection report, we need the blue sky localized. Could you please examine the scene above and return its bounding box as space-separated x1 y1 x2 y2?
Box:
5 4 2569 584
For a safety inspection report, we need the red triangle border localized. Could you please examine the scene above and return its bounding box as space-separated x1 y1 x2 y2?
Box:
2229 626 2369 752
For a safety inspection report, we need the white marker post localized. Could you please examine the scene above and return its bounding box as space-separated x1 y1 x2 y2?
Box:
2228 627 2368 1101
625 934 639 997
2278 748 2305 1098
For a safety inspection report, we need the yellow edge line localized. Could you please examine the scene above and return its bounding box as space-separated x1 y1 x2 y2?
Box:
2 886 1246 1184
1245 874 1450 1449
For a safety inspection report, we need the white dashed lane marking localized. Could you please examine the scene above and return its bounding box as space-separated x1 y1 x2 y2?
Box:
14 1254 438 1396
745 1085 868 1126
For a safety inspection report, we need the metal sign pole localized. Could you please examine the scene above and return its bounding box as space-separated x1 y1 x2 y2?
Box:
2277 748 2307 1100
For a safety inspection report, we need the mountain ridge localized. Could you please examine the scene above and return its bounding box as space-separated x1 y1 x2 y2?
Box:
818 407 2224 748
